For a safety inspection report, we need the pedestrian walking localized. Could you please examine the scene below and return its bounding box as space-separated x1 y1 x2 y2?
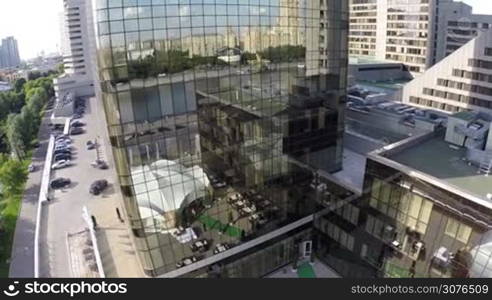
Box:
116 208 123 223
91 215 98 230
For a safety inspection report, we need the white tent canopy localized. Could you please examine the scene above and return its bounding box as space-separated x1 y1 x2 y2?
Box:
469 230 492 278
132 159 210 215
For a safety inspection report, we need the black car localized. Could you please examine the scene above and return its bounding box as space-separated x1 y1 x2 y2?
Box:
50 178 71 189
86 140 96 150
54 153 71 161
70 127 84 135
90 180 108 195
71 121 86 127
53 149 71 156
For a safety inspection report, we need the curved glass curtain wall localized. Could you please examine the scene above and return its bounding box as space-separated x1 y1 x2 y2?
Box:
94 0 348 276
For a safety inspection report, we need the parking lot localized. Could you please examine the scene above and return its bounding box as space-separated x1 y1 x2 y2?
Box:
40 96 142 277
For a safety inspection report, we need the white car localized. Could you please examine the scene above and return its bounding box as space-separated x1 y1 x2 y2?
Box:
52 160 72 170
55 138 71 144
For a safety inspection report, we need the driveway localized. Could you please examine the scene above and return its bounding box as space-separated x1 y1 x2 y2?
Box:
39 97 116 277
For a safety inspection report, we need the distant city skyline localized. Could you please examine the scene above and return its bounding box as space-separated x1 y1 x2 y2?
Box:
0 0 491 60
0 0 62 60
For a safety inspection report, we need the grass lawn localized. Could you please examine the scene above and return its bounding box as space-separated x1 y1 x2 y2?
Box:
198 215 243 238
0 159 30 277
297 262 316 278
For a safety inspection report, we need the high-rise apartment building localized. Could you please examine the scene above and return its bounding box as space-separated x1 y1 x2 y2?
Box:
53 0 97 105
349 0 492 75
349 0 436 74
93 0 348 277
402 30 492 114
440 14 492 61
0 36 21 69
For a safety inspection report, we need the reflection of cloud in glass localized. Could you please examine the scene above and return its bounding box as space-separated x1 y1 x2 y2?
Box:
124 7 142 18
180 5 190 17
250 6 267 15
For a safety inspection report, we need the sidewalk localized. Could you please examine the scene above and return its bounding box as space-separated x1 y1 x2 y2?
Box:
87 96 143 277
9 107 53 278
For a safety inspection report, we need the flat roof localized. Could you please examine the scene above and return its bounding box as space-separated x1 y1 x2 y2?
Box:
349 56 400 65
452 111 477 122
389 135 492 203
354 79 410 91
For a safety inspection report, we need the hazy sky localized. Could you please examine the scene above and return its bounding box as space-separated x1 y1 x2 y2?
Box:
0 0 492 60
0 0 62 59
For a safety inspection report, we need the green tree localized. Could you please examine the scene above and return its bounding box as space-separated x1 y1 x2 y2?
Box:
0 159 27 197
57 63 65 75
13 78 26 93
27 71 42 81
19 106 38 147
5 114 26 159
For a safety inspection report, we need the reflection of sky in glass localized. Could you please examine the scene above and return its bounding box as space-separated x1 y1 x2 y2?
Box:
102 2 286 37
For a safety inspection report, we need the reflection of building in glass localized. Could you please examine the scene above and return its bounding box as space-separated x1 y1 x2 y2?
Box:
314 111 492 278
243 0 304 54
94 0 348 277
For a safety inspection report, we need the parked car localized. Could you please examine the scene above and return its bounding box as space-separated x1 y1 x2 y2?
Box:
55 137 71 143
72 113 83 119
213 243 231 255
55 134 70 140
53 149 71 156
90 180 108 195
86 140 96 150
50 178 71 189
54 153 71 161
51 124 64 130
54 142 70 148
190 239 210 253
70 127 84 135
54 145 71 151
176 256 198 268
28 163 36 173
55 143 70 149
71 120 86 128
52 160 72 170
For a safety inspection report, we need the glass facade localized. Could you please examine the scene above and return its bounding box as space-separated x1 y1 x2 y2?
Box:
314 158 492 278
94 0 348 276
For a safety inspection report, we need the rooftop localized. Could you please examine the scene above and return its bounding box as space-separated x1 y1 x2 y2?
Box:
389 134 492 204
349 56 400 66
355 79 410 92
